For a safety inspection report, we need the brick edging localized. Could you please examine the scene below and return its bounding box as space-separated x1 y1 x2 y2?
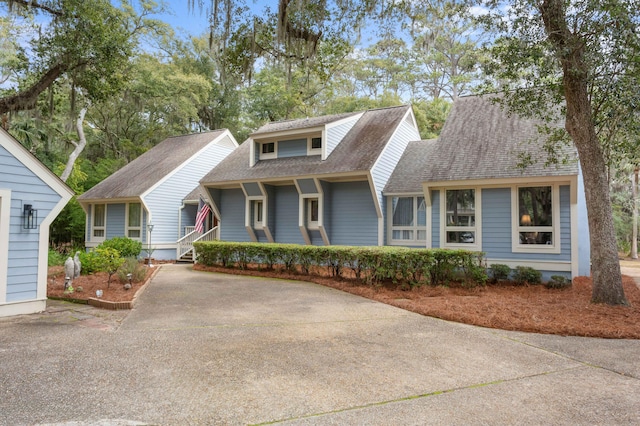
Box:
88 265 162 310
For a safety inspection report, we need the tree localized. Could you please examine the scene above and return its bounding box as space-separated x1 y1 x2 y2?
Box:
480 0 640 305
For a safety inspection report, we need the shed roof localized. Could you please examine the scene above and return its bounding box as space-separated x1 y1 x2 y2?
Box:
420 95 578 183
79 130 227 200
201 105 412 184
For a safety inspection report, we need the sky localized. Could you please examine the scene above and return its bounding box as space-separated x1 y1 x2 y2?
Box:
150 0 213 38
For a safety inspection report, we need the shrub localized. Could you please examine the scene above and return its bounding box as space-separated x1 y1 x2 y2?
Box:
98 237 142 258
117 257 147 283
489 264 511 283
78 251 101 274
545 275 572 289
513 266 542 285
194 241 487 288
48 249 66 267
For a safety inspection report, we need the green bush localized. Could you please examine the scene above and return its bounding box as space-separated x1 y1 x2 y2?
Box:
98 237 142 258
117 257 147 283
489 264 511 283
48 249 66 267
545 275 572 289
194 241 487 288
513 266 542 285
78 251 101 274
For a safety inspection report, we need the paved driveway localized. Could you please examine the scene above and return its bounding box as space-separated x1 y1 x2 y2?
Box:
1 264 639 425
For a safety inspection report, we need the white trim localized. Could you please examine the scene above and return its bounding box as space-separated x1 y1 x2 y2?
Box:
91 203 107 242
0 128 74 200
426 175 575 188
250 125 326 141
294 178 329 245
0 189 11 304
440 187 482 250
569 175 579 277
125 202 143 240
0 299 47 318
306 198 319 229
486 258 572 272
307 136 323 156
511 184 561 254
387 195 428 246
259 141 277 160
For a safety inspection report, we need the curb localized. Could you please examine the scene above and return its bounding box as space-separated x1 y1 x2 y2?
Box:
88 265 162 310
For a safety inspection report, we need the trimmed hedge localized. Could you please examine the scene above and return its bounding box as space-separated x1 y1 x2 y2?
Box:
194 241 487 287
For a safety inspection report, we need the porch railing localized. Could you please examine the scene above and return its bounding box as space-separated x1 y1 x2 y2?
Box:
176 226 218 261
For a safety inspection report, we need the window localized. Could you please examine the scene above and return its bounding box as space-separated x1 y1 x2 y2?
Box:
262 142 275 154
389 196 426 244
445 189 476 245
253 200 264 228
259 142 276 160
127 203 142 239
517 186 554 246
307 198 319 229
93 204 106 239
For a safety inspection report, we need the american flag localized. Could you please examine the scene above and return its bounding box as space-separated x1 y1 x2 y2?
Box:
194 197 211 233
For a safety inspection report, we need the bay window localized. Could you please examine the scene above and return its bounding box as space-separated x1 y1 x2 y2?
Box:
389 196 426 244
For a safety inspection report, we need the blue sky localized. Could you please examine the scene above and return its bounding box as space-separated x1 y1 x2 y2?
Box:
151 0 212 38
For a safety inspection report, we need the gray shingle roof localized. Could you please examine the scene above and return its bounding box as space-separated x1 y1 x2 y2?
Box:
421 95 578 183
201 105 411 184
251 112 360 136
384 139 438 193
78 130 227 200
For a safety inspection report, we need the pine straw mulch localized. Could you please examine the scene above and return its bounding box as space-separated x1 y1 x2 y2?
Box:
47 265 155 303
193 263 640 339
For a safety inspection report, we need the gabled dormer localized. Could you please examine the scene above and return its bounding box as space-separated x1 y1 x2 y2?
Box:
248 112 363 167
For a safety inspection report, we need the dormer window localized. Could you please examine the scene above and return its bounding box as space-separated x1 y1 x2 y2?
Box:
259 142 276 160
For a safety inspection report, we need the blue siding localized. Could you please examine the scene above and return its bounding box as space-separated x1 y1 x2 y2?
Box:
320 180 331 240
181 204 198 237
106 204 125 239
266 184 276 239
278 138 307 158
431 190 440 248
297 178 318 194
219 188 251 242
0 144 63 303
274 186 305 244
326 115 361 157
144 141 235 246
328 181 378 246
481 186 571 262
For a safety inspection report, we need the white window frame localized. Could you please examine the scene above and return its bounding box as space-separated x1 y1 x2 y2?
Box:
307 198 319 229
440 188 481 250
253 199 265 229
512 184 561 254
388 195 427 245
307 136 323 155
259 142 277 160
126 202 142 240
92 203 106 242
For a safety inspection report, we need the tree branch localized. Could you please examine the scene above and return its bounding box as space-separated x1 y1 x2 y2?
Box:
0 62 67 115
4 0 63 16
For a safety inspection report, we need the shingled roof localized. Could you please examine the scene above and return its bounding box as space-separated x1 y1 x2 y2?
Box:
201 105 411 184
79 130 227 200
384 139 438 194
420 95 578 183
251 111 360 136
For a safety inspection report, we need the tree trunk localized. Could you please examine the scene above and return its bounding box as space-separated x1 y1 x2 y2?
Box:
540 0 627 305
632 168 639 259
60 105 89 183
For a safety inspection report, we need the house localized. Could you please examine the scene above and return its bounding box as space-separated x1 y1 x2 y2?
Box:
384 95 590 279
0 128 73 317
77 130 238 261
199 105 421 246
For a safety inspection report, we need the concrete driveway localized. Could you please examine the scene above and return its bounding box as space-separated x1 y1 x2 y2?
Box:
1 264 639 425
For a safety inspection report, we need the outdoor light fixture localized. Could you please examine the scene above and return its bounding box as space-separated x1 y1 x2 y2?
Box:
23 204 38 229
147 222 154 267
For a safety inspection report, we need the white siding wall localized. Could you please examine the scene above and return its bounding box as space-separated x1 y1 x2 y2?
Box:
370 119 421 211
144 143 235 246
325 116 361 158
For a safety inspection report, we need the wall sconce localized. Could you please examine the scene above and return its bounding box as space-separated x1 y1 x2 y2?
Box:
23 204 38 229
520 214 532 226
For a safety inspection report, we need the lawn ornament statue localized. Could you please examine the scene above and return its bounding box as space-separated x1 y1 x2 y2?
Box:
64 256 75 287
73 251 81 279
